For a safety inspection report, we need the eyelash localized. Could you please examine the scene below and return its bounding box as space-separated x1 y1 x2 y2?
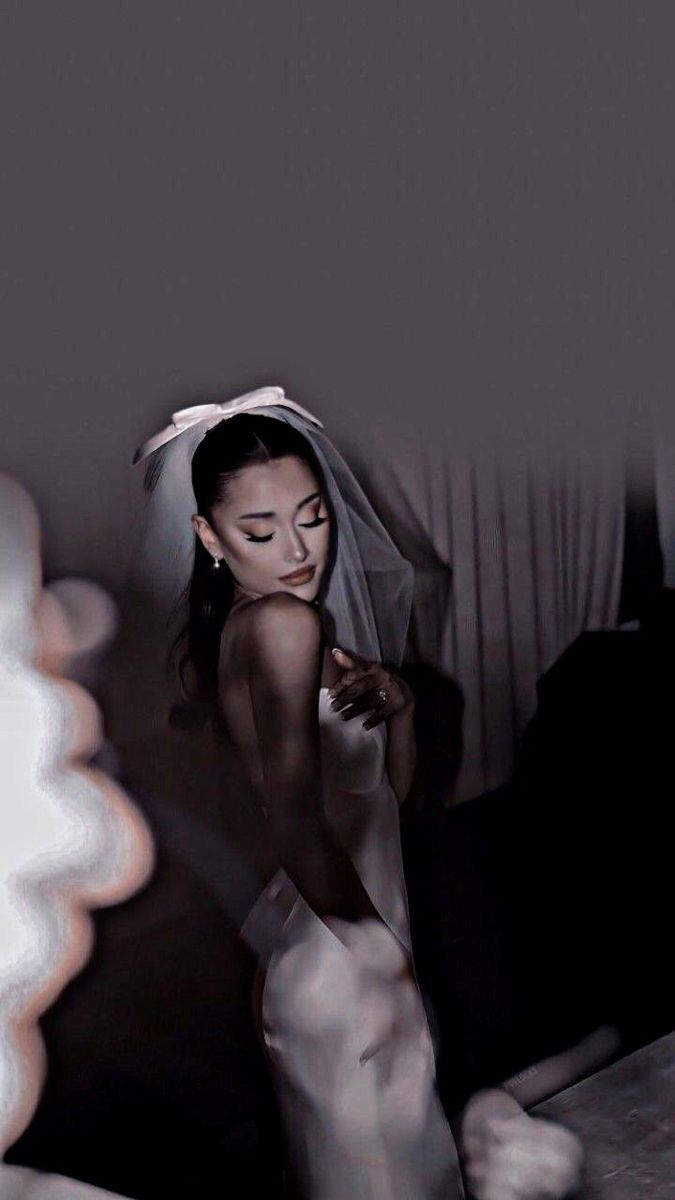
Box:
244 515 328 543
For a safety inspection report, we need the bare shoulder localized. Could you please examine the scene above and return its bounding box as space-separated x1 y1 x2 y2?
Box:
248 591 321 639
246 593 323 686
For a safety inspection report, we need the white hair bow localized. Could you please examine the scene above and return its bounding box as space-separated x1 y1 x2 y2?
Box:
132 385 324 465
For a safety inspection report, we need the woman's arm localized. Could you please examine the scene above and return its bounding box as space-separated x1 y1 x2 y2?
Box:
385 686 416 806
243 592 384 930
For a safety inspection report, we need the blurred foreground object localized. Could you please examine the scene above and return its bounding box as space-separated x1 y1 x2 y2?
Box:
0 473 154 1156
461 1087 583 1200
0 1160 132 1199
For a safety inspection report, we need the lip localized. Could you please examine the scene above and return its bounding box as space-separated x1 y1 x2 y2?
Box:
279 564 316 585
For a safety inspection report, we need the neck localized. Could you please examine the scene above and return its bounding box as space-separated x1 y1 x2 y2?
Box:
233 582 263 603
232 581 323 611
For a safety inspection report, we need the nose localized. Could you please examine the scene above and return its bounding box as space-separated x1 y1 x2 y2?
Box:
282 525 309 564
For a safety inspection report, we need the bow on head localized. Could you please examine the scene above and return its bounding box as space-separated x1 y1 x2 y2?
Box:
132 386 324 465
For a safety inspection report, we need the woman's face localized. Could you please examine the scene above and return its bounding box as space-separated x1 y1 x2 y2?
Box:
194 455 331 602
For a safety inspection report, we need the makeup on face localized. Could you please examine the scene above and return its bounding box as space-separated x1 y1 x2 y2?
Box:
213 456 330 600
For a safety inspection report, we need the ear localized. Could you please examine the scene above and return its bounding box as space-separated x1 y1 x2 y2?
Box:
191 514 220 559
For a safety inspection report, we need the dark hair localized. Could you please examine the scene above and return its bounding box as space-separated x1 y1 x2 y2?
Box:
168 414 331 731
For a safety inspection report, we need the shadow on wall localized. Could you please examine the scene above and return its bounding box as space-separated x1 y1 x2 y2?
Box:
400 586 675 1115
400 662 464 814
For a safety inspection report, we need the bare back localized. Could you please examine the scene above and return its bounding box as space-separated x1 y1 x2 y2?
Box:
217 593 342 805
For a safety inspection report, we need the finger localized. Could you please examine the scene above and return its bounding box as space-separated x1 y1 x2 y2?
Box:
331 647 376 678
336 685 391 721
362 683 407 726
340 698 385 723
330 673 382 710
328 668 378 703
362 708 392 730
331 647 362 668
363 690 396 728
330 647 363 678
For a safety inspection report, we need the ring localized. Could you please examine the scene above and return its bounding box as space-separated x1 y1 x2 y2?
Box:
377 687 388 704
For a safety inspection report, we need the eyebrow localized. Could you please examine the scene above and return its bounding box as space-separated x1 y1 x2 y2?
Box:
237 490 321 521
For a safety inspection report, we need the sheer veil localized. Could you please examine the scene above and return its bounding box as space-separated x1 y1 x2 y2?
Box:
122 387 414 733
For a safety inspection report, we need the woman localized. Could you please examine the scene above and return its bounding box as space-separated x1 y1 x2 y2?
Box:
129 386 465 1198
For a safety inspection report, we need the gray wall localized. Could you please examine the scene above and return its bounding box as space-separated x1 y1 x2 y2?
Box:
2 3 673 691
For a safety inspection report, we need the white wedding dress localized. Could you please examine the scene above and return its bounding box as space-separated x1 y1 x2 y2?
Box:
242 687 465 1199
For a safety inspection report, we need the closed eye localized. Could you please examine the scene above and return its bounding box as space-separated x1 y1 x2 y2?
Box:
244 515 328 543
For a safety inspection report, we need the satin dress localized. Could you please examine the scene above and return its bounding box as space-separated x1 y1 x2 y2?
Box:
241 687 465 1199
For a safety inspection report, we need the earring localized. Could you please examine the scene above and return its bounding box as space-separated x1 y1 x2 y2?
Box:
212 556 222 570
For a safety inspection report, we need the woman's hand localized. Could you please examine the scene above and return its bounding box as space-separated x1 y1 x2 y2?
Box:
327 647 414 730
